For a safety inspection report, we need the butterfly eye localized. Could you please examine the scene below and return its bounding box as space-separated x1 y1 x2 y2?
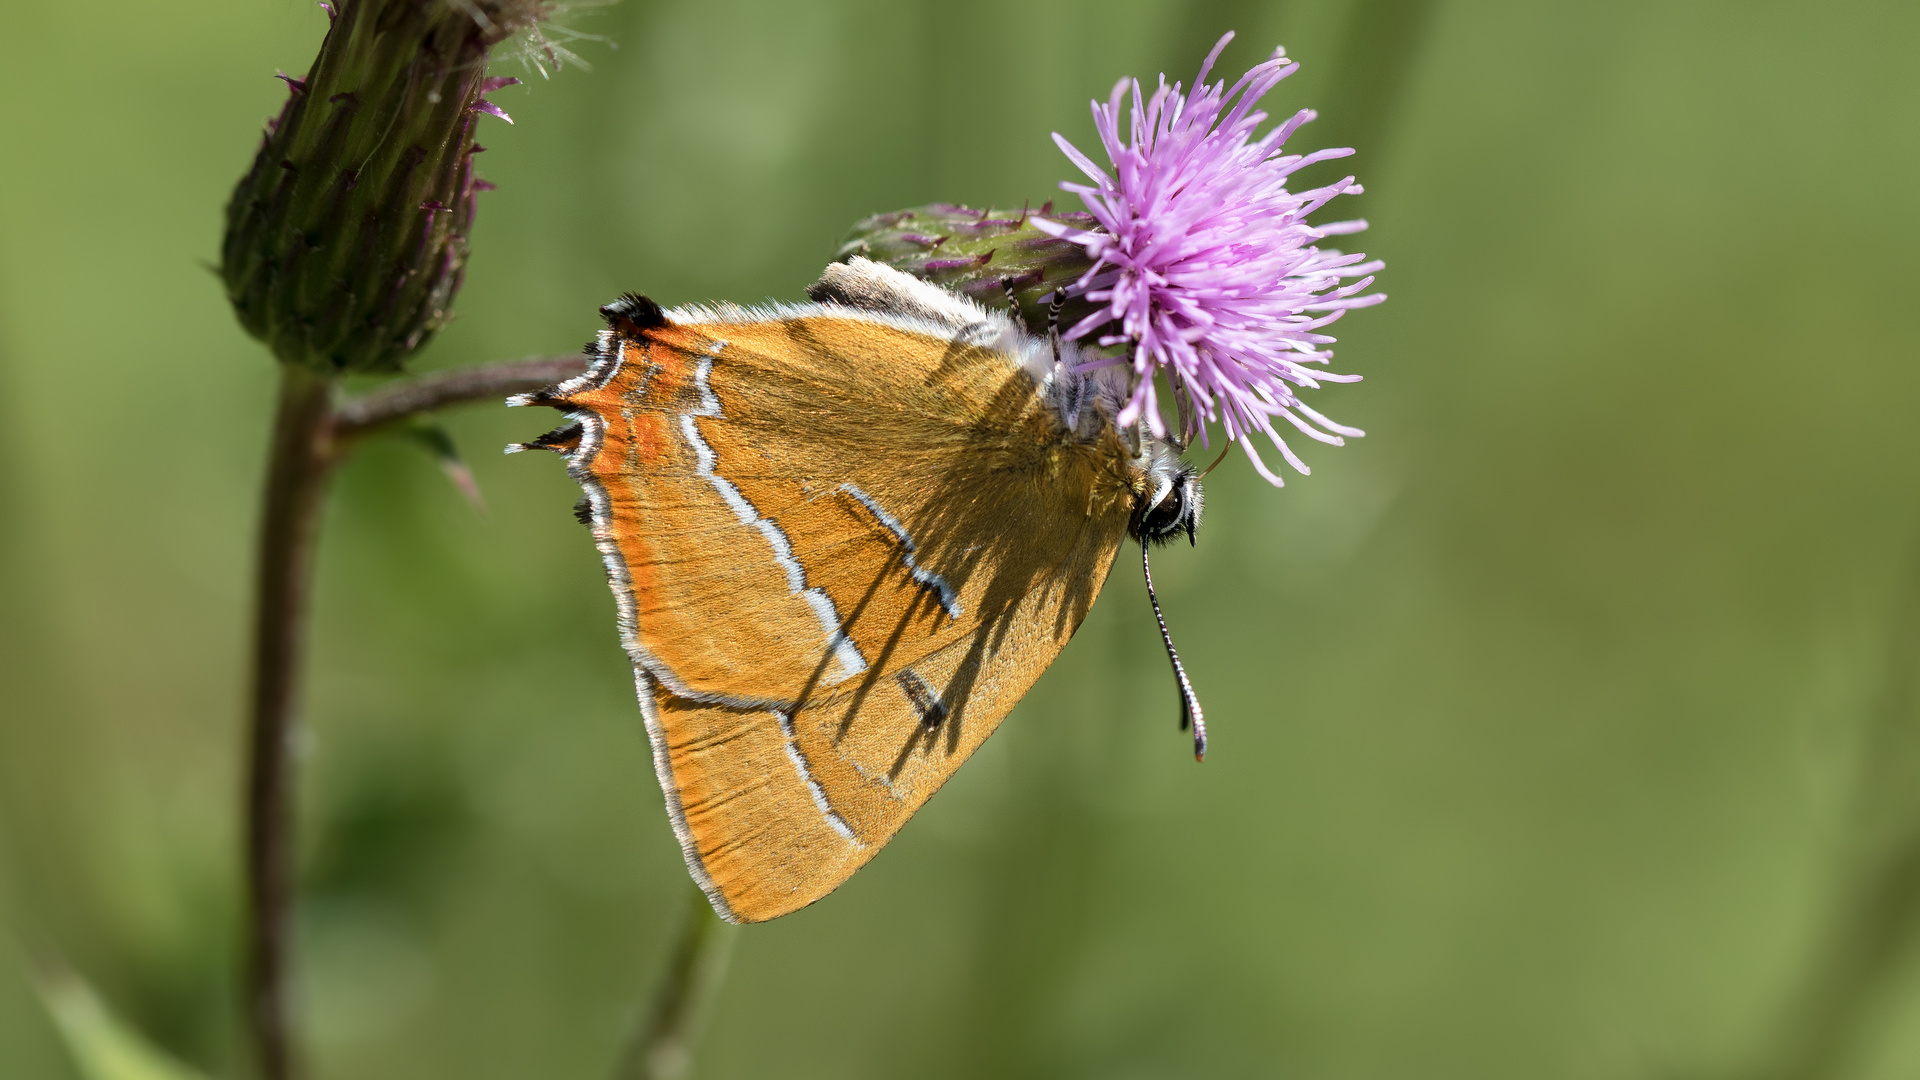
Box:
1131 468 1203 547
1143 487 1185 533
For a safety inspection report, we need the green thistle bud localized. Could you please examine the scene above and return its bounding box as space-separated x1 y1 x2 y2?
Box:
221 0 549 374
834 202 1107 335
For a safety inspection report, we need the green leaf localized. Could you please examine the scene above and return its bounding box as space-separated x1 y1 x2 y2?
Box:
399 418 487 516
34 968 214 1080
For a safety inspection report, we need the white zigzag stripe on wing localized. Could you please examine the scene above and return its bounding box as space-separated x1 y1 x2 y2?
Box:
681 347 869 685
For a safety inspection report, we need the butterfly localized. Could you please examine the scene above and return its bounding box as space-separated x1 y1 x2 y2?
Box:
510 257 1205 922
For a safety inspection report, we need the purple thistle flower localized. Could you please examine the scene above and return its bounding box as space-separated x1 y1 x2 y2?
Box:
1033 33 1385 485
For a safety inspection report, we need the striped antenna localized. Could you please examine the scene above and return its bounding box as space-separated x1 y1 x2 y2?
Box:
1142 542 1206 761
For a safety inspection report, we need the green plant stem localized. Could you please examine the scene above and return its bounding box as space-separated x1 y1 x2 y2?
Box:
332 355 585 444
1744 538 1920 1080
240 353 582 1080
245 363 337 1080
615 881 736 1080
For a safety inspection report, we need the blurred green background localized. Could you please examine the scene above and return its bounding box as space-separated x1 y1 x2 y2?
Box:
4 1 1920 1077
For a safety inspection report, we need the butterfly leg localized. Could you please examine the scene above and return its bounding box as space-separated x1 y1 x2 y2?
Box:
1048 289 1066 369
1000 277 1029 334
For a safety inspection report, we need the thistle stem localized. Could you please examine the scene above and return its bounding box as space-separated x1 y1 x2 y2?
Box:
332 355 586 443
615 881 735 1080
245 363 337 1080
1746 537 1920 1079
240 353 584 1079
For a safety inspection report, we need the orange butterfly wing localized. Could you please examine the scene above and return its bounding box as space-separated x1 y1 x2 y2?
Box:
518 278 1143 922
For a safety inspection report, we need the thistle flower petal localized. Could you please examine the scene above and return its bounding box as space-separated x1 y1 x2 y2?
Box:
1033 33 1385 484
469 99 514 123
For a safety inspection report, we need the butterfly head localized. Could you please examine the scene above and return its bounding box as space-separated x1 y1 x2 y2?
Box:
1130 441 1204 547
